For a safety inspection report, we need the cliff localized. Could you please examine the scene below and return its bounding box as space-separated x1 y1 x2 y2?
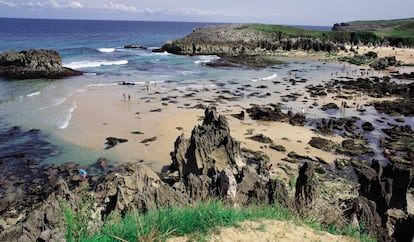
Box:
0 49 82 79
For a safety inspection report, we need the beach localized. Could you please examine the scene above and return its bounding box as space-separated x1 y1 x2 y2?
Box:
56 54 414 181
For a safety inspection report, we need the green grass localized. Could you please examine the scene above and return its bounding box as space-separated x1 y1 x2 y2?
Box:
245 20 414 47
62 199 376 242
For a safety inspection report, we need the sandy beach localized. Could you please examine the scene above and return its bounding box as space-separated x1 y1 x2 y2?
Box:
56 52 414 181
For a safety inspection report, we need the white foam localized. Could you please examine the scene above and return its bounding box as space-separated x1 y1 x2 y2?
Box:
97 48 115 53
194 55 220 64
39 97 66 110
63 60 128 69
86 83 119 88
59 101 77 130
27 91 40 97
251 73 278 82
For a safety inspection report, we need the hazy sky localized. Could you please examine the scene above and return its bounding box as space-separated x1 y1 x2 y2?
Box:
0 0 413 25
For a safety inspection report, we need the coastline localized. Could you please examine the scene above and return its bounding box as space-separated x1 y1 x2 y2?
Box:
56 53 414 180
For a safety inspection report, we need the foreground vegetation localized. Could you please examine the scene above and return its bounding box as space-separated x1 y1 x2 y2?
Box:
62 199 375 242
246 18 414 47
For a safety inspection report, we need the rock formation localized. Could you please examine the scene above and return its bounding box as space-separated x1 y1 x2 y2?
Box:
295 162 319 211
346 160 414 242
161 24 345 58
169 106 245 178
0 49 82 79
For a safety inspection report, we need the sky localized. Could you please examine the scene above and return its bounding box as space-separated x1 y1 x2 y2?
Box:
0 0 413 26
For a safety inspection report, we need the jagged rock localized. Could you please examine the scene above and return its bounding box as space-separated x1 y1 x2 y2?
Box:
169 106 245 179
185 173 213 201
96 163 189 215
237 167 268 204
0 177 71 242
219 168 237 201
350 160 414 241
0 49 82 79
295 162 318 210
346 196 390 242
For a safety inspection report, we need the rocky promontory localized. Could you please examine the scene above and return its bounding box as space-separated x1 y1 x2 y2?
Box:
0 49 82 79
161 24 345 58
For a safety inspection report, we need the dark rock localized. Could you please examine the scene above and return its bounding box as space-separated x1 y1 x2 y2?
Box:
0 49 82 79
288 112 306 126
374 99 414 116
350 160 414 241
346 196 390 241
269 144 286 152
169 106 244 178
361 122 375 132
124 44 147 49
105 137 128 149
321 102 339 111
308 137 337 152
247 134 273 144
246 104 289 122
231 110 245 120
151 48 166 53
295 162 318 211
337 138 374 156
140 136 157 144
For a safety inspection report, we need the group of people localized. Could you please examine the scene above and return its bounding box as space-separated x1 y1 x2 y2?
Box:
123 93 131 102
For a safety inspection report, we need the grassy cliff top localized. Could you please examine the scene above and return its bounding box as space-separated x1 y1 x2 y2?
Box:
332 18 414 38
244 18 414 46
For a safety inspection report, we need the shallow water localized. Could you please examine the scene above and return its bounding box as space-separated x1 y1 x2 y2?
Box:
0 19 413 166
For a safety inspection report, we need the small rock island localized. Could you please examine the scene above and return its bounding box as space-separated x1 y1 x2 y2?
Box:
0 49 82 79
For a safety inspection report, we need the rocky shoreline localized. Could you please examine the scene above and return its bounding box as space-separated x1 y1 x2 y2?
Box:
0 36 413 241
161 24 345 67
0 102 413 241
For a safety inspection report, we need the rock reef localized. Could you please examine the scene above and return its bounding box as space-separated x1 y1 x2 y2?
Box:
0 49 82 79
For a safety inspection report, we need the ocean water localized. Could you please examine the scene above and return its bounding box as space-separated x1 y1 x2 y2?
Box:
0 18 411 166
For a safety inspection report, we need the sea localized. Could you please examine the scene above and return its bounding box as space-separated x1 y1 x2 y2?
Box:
0 18 409 166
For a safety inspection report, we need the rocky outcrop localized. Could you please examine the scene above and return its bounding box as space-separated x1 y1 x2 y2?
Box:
346 160 413 242
169 106 244 178
161 24 345 58
95 162 189 215
295 162 319 211
0 49 82 79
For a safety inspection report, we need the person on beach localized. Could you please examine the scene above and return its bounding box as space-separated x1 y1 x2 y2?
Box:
128 94 131 102
79 169 87 179
123 93 126 102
